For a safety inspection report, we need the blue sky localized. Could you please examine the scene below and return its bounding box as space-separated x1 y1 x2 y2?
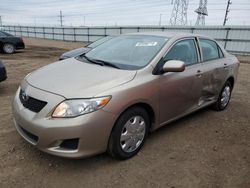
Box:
0 0 249 26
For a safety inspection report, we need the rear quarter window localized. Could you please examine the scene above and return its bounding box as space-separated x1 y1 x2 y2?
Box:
218 46 224 58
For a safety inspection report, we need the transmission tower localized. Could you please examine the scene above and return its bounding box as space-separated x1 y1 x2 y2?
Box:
170 0 189 26
195 0 208 25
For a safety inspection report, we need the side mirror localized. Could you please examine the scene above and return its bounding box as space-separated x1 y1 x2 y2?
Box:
162 60 185 73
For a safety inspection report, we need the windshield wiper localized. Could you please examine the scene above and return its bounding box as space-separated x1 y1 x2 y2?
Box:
93 59 120 69
81 54 103 66
81 54 120 69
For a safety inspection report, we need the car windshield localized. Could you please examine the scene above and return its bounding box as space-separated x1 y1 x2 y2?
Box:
87 36 113 48
0 31 13 37
84 35 168 70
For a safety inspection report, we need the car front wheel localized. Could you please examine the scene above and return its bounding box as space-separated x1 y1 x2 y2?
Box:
108 107 150 160
213 81 232 111
3 43 15 54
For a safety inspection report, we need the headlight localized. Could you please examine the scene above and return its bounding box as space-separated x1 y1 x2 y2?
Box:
52 96 111 118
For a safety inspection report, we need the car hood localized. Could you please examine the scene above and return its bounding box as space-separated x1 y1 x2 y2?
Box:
26 58 136 98
60 47 91 59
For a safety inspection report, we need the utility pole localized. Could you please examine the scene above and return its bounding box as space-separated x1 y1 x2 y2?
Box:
170 0 189 25
223 0 232 26
58 10 64 27
195 0 208 26
0 16 2 27
159 14 162 26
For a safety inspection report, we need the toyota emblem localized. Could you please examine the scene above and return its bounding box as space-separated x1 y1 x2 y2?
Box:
21 91 29 101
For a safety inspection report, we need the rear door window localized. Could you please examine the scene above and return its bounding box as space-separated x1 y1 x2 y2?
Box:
200 39 221 61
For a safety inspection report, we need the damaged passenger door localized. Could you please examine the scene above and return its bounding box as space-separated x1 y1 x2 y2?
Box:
198 38 227 104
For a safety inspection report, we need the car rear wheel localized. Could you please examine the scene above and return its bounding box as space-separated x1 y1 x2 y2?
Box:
212 81 232 111
3 43 15 54
108 107 150 160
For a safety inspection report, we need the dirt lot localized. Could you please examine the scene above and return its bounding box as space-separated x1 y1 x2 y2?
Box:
0 38 249 188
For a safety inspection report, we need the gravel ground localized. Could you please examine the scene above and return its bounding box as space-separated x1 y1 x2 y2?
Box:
0 37 249 188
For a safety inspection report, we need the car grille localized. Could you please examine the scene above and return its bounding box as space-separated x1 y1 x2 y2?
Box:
19 90 47 113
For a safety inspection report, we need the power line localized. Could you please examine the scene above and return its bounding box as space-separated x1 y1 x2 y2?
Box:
223 0 232 25
2 1 250 26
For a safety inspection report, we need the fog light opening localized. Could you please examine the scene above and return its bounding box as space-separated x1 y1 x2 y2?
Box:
59 138 79 150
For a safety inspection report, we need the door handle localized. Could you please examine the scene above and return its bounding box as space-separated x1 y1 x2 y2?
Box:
224 63 228 69
196 70 203 77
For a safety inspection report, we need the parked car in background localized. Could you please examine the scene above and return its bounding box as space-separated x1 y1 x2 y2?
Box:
59 36 113 60
0 31 25 54
13 32 239 160
0 60 7 82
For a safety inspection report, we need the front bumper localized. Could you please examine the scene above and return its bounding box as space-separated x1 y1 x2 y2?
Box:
16 41 25 50
12 85 117 158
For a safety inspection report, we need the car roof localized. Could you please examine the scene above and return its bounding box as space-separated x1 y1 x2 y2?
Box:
124 31 212 40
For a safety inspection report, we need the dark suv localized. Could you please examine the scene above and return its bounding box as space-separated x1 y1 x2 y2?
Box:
0 31 25 54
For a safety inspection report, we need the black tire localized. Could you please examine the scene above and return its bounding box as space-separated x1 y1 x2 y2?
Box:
2 43 15 54
108 107 150 160
212 81 232 111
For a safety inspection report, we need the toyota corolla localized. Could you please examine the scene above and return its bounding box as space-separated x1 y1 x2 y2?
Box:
12 32 239 159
